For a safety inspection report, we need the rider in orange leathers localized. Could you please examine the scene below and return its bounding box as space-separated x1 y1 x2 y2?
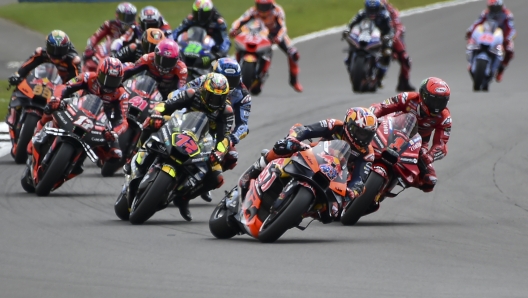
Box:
229 0 302 93
381 0 415 91
369 77 451 193
465 0 516 82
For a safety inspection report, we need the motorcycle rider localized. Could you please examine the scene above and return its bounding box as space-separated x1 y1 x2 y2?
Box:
125 73 234 221
110 6 172 63
465 0 516 82
7 30 81 158
138 6 172 36
181 57 252 202
381 0 415 91
170 0 231 61
239 107 378 218
31 57 130 176
122 39 188 100
112 28 166 63
343 0 394 88
230 0 303 93
370 77 451 196
84 2 138 65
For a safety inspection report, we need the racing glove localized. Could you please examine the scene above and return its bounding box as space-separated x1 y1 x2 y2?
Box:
228 28 240 38
103 129 117 142
44 97 63 114
149 110 165 130
419 147 434 165
273 137 310 155
209 149 225 165
8 73 22 86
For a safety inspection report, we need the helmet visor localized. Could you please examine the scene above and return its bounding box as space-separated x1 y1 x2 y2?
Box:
366 6 380 17
488 5 502 13
347 121 376 147
256 3 273 12
97 72 122 89
117 11 136 24
203 91 226 110
424 95 449 115
193 10 213 24
155 54 177 73
47 44 69 59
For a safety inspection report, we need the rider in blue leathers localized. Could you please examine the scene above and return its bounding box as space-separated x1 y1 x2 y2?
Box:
179 57 251 202
170 0 231 60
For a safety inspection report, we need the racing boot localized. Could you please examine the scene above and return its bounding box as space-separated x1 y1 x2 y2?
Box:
396 76 416 92
200 191 213 202
496 64 505 82
376 68 387 89
288 50 303 92
174 198 192 221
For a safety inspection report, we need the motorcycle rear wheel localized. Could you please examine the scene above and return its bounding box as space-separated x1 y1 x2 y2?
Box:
129 170 172 225
209 200 239 239
14 113 40 164
241 62 257 91
35 142 75 197
340 172 385 226
258 186 313 243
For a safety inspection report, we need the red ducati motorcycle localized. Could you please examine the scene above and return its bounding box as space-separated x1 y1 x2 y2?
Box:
340 113 424 225
233 19 273 95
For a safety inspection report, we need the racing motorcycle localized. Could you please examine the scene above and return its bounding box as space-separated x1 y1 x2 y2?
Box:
176 26 216 82
343 18 383 93
21 95 112 197
100 74 161 177
466 20 504 91
6 63 63 164
114 111 215 225
233 19 273 95
340 113 423 225
209 140 351 243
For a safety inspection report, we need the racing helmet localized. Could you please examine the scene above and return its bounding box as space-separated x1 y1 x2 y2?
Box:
344 107 378 148
201 73 229 111
419 77 451 116
213 58 241 90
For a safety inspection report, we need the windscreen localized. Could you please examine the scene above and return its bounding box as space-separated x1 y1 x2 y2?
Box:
126 75 157 95
32 63 62 84
178 111 209 140
187 26 207 42
78 94 104 116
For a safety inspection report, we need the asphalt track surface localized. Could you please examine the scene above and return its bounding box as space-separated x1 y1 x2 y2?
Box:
1 1 528 297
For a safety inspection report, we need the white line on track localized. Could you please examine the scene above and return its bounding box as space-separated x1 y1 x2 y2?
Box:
0 0 481 157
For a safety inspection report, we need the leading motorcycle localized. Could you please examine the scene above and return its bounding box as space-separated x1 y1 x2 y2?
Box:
466 20 504 91
114 111 215 225
6 63 63 164
209 140 351 243
343 18 383 93
340 113 423 225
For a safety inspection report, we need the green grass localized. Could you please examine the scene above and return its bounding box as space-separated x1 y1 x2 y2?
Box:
0 0 450 119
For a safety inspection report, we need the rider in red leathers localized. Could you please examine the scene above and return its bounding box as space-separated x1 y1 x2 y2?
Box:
230 0 303 93
122 39 188 100
465 0 516 82
369 77 451 193
381 0 415 91
84 2 138 65
31 57 130 176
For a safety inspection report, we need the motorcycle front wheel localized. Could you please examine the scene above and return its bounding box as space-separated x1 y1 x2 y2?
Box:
129 170 172 225
340 171 385 226
209 199 239 239
258 186 313 243
35 142 75 197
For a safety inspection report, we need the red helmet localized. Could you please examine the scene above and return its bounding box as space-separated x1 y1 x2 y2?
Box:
97 57 124 92
255 0 275 13
487 0 503 14
154 39 179 74
344 107 378 149
419 77 450 116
